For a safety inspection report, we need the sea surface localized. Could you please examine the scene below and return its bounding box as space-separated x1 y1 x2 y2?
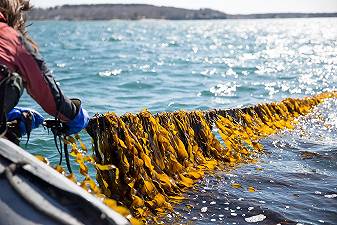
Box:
21 18 337 224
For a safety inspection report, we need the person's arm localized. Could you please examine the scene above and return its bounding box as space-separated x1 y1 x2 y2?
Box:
15 35 77 122
15 35 89 134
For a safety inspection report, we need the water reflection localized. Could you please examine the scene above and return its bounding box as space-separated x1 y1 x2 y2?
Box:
165 99 337 224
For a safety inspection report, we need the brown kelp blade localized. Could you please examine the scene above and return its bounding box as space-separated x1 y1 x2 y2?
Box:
83 91 336 223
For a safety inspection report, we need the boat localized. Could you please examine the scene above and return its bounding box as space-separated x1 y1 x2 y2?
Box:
0 138 130 225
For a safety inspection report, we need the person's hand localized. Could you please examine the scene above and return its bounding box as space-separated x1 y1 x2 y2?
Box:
65 99 90 135
7 107 45 137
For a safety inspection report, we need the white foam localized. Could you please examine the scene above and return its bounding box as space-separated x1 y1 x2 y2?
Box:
201 207 208 213
245 214 266 223
324 194 337 198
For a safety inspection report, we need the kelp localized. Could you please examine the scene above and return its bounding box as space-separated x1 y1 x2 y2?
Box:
49 91 337 224
51 137 143 225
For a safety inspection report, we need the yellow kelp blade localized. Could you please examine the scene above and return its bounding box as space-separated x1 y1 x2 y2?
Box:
65 91 336 224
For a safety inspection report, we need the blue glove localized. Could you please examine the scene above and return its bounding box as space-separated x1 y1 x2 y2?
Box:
7 107 45 136
65 103 90 135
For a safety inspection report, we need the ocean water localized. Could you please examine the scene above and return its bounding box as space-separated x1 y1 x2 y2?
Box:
20 18 337 224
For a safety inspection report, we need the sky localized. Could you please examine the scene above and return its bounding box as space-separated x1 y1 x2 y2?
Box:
30 0 337 14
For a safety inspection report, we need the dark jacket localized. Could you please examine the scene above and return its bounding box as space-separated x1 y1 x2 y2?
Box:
0 12 77 122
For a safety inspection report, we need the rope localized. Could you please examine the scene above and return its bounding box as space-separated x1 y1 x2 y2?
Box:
81 91 337 221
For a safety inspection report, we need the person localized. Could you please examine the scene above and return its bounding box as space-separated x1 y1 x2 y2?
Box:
0 0 89 144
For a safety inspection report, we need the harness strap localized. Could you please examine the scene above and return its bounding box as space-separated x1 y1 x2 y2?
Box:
0 64 24 139
0 65 10 137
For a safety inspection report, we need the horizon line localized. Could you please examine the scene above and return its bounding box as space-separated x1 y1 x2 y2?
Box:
31 3 337 15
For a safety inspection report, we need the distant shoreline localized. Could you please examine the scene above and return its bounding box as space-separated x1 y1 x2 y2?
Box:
28 4 337 21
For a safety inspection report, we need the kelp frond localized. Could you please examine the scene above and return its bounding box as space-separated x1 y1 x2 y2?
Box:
47 91 337 224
